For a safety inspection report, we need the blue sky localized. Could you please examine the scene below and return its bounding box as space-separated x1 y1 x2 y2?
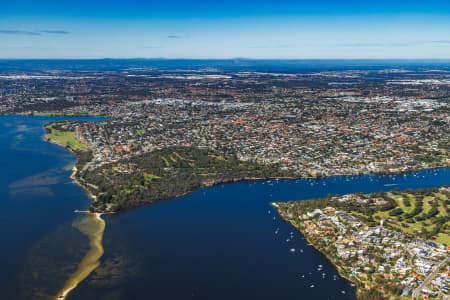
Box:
1 0 450 58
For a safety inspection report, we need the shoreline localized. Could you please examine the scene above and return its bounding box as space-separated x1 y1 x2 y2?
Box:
90 165 449 213
42 124 108 300
70 166 98 202
274 206 376 299
43 124 100 204
273 206 360 295
91 164 448 214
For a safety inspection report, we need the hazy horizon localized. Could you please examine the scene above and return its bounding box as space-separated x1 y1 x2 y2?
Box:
2 0 450 59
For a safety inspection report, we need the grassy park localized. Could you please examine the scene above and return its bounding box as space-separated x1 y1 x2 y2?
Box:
358 189 450 245
45 122 89 152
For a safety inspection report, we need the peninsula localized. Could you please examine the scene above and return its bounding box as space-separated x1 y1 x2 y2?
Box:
275 187 450 299
45 120 291 212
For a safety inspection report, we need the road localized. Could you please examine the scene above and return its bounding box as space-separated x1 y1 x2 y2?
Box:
412 255 449 299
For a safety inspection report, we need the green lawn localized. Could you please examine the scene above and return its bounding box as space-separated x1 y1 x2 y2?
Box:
160 156 170 167
373 192 450 244
421 196 433 215
373 210 390 220
390 194 407 214
45 122 89 152
436 233 450 245
143 173 161 184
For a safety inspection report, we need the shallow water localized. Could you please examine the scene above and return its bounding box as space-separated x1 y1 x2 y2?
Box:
0 116 105 300
56 213 105 300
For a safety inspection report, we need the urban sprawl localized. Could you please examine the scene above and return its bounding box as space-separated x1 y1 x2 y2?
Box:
1 62 449 299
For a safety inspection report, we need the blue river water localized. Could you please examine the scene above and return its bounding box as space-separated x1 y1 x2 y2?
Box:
0 116 106 300
0 115 449 300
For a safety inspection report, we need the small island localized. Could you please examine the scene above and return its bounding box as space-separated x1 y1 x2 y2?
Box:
275 187 450 299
